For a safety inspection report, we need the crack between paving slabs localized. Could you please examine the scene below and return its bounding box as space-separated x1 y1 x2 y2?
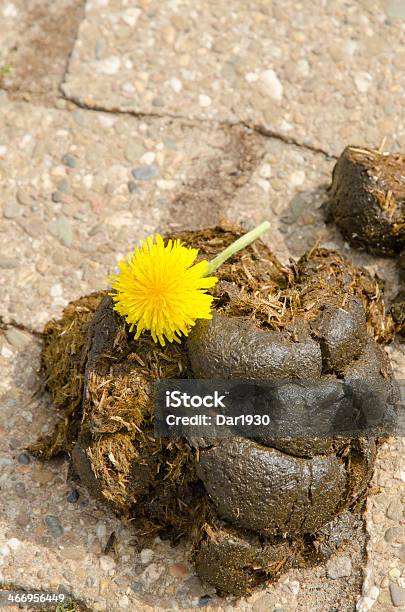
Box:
241 121 338 161
0 316 43 338
53 0 337 162
57 90 338 161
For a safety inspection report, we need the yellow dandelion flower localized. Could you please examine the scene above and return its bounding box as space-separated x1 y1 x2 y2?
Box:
109 234 218 346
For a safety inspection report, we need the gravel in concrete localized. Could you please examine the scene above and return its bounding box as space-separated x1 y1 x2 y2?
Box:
0 0 404 610
62 0 405 155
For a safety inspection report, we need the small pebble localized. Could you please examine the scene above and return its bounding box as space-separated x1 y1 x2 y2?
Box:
18 216 46 238
97 56 121 75
9 438 21 450
259 69 283 100
326 555 352 579
100 555 116 572
176 575 203 598
16 187 31 207
96 522 107 542
390 582 405 607
169 563 190 578
131 165 159 180
72 111 86 126
398 544 405 562
140 563 164 586
0 257 19 269
7 538 21 551
245 72 258 82
197 595 211 607
385 527 404 543
2 345 13 358
66 489 80 503
140 548 154 564
170 77 183 93
16 512 31 527
258 163 272 179
198 94 212 107
124 142 144 162
14 482 27 498
51 191 62 203
128 181 138 193
4 328 31 350
387 499 403 521
44 515 64 538
50 283 63 298
48 216 73 247
57 178 70 193
122 81 135 94
157 179 176 190
118 595 129 608
55 99 67 110
17 452 31 465
290 170 306 187
140 151 156 165
381 576 389 588
354 72 372 93
3 202 22 219
62 154 77 168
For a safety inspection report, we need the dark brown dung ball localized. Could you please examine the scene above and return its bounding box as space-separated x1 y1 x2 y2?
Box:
326 145 405 256
35 225 397 597
193 510 364 596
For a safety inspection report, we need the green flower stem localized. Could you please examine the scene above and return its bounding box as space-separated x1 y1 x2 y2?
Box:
206 221 271 275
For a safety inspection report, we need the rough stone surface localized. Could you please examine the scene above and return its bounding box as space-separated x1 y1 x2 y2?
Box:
0 0 404 610
62 0 405 155
390 582 405 607
0 0 85 105
0 99 336 331
326 556 353 580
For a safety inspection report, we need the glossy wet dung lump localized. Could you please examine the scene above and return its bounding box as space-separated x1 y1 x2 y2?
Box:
34 226 397 596
326 146 405 256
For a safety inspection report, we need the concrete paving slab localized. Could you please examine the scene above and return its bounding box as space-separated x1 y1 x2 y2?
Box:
0 1 404 609
62 0 405 155
0 0 85 104
0 101 250 330
0 97 337 332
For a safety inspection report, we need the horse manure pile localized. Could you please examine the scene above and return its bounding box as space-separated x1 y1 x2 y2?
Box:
32 225 398 595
